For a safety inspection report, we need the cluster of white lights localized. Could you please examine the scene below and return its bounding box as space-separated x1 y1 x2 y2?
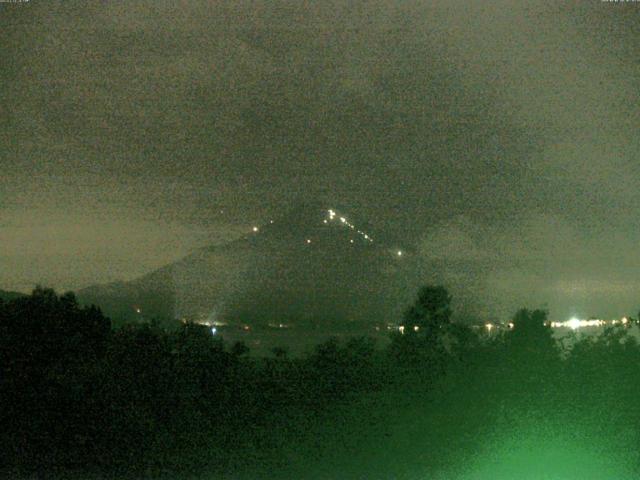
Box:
267 323 291 329
482 322 514 331
326 209 374 244
550 317 629 330
396 325 421 334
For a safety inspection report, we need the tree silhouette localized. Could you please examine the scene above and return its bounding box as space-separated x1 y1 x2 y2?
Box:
403 285 452 334
502 307 560 401
0 287 110 375
390 285 453 373
508 308 556 355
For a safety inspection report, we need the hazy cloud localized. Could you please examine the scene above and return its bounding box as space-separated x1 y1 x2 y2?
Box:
2 1 639 318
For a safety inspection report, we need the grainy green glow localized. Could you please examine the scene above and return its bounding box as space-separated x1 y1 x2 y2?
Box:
455 423 637 480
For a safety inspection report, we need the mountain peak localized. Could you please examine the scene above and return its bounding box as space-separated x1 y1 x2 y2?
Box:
253 203 376 248
77 202 405 327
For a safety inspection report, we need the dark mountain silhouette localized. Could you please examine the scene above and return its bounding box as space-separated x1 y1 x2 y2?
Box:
77 204 409 327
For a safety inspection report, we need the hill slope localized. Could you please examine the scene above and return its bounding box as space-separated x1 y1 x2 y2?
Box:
77 205 409 326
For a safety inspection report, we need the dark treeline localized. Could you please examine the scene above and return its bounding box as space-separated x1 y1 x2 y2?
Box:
2 286 640 479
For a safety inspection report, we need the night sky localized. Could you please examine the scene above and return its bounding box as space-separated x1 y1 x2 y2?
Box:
2 1 640 320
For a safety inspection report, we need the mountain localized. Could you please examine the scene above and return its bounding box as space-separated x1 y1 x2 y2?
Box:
77 204 410 327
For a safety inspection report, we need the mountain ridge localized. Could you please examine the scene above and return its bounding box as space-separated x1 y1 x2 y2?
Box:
76 205 408 326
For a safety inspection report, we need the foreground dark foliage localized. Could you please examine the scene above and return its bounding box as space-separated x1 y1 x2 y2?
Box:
1 288 640 479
